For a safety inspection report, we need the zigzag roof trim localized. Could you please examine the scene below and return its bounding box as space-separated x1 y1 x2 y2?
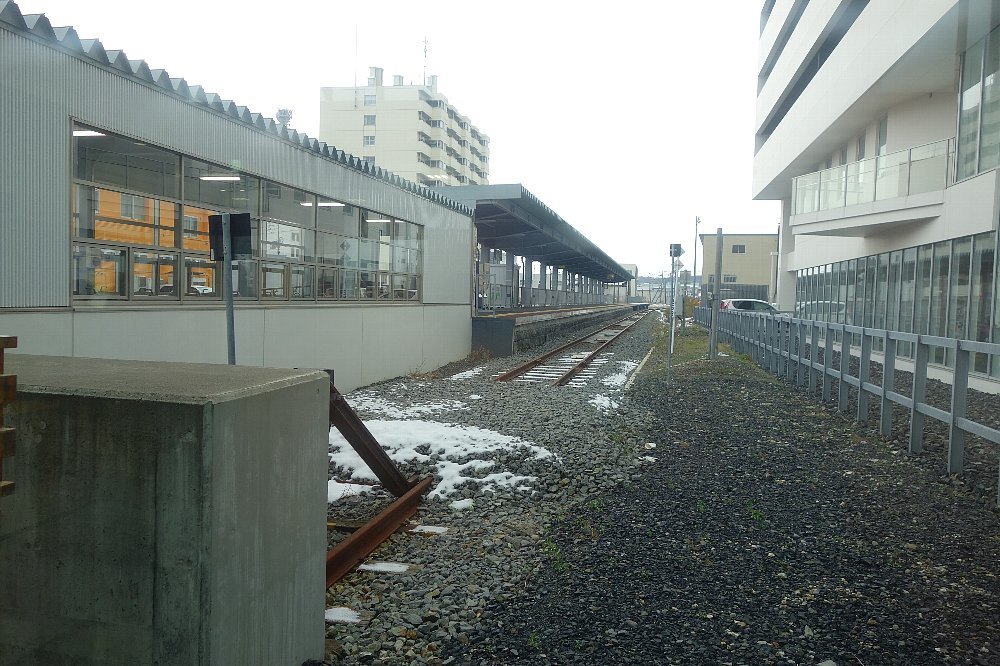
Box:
0 0 470 215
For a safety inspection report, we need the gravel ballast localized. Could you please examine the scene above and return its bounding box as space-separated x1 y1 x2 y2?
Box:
324 313 1000 665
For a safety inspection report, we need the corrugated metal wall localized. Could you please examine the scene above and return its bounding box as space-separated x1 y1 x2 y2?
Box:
0 25 472 308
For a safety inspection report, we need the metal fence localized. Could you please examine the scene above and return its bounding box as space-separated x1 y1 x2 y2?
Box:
695 306 1000 506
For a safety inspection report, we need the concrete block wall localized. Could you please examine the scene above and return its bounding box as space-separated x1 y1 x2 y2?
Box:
0 356 329 665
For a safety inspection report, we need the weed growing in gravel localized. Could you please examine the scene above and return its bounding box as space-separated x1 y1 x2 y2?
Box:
588 497 605 511
467 346 493 363
542 537 570 573
527 631 542 650
747 500 766 522
697 499 707 513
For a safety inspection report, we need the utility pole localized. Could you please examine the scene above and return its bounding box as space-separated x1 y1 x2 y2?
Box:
709 227 723 359
667 244 683 385
693 216 700 302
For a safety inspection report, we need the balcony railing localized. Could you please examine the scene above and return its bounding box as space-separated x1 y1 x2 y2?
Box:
792 138 955 215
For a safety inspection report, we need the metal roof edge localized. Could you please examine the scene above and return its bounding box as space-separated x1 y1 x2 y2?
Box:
0 0 471 216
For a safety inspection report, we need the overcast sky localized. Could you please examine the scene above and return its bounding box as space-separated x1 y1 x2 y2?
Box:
16 0 780 277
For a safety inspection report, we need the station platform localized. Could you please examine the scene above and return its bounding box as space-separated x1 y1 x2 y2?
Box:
472 303 647 357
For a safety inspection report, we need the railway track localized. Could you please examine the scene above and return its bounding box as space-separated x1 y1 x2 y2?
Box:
496 311 648 386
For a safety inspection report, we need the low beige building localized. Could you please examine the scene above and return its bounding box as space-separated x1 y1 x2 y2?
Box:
699 233 778 301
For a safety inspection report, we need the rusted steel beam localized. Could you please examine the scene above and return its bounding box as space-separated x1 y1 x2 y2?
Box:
325 475 433 588
496 313 637 382
329 382 414 498
0 336 15 497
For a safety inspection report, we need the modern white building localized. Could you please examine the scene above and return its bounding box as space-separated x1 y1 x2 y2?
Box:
320 68 490 189
0 2 475 392
754 0 1000 375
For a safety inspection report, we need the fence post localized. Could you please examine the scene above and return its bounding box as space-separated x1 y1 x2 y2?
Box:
838 329 851 413
823 324 835 402
785 319 795 382
857 330 873 422
880 332 896 437
797 319 807 387
947 344 969 475
808 322 819 395
909 338 929 454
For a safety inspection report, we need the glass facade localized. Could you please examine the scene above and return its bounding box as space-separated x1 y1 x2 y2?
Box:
957 24 1000 181
72 124 423 303
794 232 998 374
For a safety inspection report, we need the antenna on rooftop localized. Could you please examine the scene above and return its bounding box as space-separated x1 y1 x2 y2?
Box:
423 35 428 86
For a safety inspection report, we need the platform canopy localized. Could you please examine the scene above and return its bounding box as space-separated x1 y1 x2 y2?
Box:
440 184 632 283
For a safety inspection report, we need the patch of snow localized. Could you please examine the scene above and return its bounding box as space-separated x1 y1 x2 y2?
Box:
358 561 410 573
468 394 482 400
450 498 474 510
325 607 360 624
411 525 449 535
448 367 485 380
329 420 555 498
601 360 639 388
327 480 372 502
641 455 657 463
643 442 657 449
589 394 620 411
345 392 468 419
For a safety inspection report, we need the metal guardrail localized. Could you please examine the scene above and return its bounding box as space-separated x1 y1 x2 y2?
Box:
694 307 1000 507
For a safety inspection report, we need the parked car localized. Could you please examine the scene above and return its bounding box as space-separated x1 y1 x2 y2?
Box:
720 298 777 313
795 301 847 319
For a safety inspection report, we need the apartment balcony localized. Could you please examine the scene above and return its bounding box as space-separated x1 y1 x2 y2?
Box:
790 139 954 237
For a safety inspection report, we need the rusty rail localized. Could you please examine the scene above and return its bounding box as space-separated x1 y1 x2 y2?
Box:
553 312 648 386
325 475 433 588
495 313 641 382
497 312 647 384
326 378 434 588
0 336 16 497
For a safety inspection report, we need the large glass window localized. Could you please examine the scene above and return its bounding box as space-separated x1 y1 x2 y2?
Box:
262 221 312 261
262 181 314 227
262 262 287 299
981 29 1000 171
361 211 393 240
970 232 995 372
74 186 178 248
317 201 359 236
183 257 219 298
72 127 423 305
316 233 358 268
183 158 259 213
359 239 391 271
958 41 985 180
928 241 951 364
73 245 126 297
75 125 180 198
899 247 918 357
133 251 178 298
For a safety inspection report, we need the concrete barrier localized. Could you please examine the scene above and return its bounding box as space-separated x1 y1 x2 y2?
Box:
0 355 329 665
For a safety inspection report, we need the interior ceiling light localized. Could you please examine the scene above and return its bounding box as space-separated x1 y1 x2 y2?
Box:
200 175 241 181
73 130 105 137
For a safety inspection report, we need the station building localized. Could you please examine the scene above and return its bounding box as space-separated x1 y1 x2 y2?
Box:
0 1 633 390
0 1 478 391
754 0 1000 376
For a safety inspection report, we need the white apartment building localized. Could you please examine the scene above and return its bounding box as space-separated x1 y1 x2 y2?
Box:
754 0 1000 377
320 67 490 188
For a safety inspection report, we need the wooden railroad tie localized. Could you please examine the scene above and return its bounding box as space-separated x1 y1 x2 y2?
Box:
0 336 17 497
